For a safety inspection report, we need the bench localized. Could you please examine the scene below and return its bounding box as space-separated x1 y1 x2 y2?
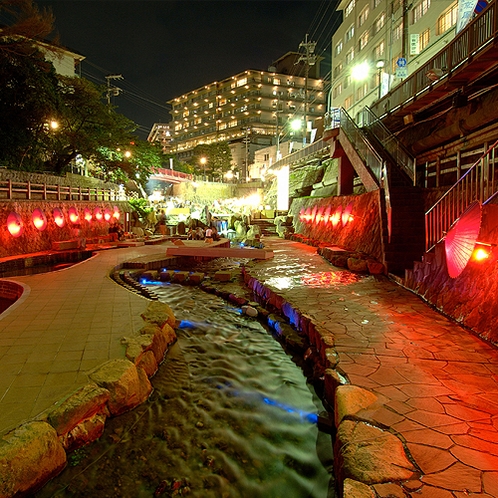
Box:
52 240 80 251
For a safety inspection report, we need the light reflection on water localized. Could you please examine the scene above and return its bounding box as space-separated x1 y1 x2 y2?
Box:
266 271 363 290
37 280 335 498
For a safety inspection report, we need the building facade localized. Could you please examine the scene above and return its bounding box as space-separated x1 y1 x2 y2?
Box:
330 0 459 120
167 54 325 179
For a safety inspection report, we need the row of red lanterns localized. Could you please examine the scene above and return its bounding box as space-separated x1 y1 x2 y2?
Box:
299 203 354 228
7 206 121 238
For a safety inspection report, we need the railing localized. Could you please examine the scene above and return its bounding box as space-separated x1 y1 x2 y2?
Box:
151 168 193 181
339 108 384 184
270 139 328 171
0 179 124 201
425 139 498 251
359 106 415 183
371 1 498 118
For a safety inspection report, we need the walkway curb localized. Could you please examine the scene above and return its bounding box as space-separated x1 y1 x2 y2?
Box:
0 301 177 497
241 266 418 497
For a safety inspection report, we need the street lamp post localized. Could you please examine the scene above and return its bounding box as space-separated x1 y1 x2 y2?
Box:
200 156 207 181
376 60 385 100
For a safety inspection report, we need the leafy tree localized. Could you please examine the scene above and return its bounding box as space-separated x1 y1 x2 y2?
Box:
0 44 61 170
190 143 232 180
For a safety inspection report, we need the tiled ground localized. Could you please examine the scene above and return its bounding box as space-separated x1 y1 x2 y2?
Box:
247 238 498 497
0 245 167 436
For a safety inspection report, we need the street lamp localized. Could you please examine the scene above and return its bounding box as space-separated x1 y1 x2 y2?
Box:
200 156 207 180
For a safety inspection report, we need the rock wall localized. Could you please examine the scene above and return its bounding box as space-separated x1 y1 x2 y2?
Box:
405 203 498 345
290 190 383 262
0 200 131 258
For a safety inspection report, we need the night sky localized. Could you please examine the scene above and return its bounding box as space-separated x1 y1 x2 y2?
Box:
34 0 341 138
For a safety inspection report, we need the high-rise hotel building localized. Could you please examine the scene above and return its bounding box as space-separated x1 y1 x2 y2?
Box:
167 53 326 175
330 0 459 119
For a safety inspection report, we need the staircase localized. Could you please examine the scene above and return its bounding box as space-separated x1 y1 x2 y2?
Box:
250 217 278 236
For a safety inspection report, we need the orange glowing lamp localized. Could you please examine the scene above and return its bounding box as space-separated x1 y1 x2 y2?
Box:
32 208 47 231
94 208 103 221
84 208 92 222
53 208 65 228
112 206 120 220
472 243 493 262
7 212 23 237
104 209 112 222
68 207 79 224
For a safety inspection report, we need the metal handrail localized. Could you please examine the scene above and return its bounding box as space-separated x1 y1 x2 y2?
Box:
371 2 498 118
339 108 384 184
270 139 328 171
425 138 498 251
360 106 415 183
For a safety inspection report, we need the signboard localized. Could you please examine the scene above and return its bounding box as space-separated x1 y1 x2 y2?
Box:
396 66 408 79
410 34 420 55
457 0 479 33
396 57 407 68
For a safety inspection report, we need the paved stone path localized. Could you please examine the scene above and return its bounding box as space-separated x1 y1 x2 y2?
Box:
1 237 498 496
246 238 498 497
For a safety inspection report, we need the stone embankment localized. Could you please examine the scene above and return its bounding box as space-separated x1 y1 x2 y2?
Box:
0 301 177 497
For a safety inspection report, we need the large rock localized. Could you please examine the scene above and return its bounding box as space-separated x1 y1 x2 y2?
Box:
0 421 66 497
46 383 109 435
343 478 375 498
335 420 415 484
89 359 153 416
141 301 176 328
335 385 378 427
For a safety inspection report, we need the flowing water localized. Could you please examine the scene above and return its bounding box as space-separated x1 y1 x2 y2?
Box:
37 277 335 498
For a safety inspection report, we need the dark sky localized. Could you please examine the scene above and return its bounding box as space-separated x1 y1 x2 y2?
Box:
36 0 340 138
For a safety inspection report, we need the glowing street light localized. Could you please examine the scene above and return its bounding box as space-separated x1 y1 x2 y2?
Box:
200 156 207 180
351 61 370 81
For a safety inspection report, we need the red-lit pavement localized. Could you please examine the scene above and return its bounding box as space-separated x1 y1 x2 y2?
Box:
1 237 498 496
245 238 498 497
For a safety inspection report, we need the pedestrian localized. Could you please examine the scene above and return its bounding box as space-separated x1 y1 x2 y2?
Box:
157 209 167 236
205 226 213 243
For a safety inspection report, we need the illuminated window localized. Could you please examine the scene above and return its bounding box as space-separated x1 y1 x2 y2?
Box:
345 24 355 42
345 48 355 64
413 0 430 23
420 28 430 50
219 122 227 130
374 12 386 33
333 83 343 98
359 31 369 50
344 75 351 89
437 2 457 34
345 0 355 17
359 6 369 26
334 62 343 78
273 77 281 85
374 40 385 59
182 110 189 117
393 22 403 41
237 77 247 87
194 117 202 125
175 123 182 131
335 41 343 55
356 82 368 99
219 98 227 106
344 96 353 109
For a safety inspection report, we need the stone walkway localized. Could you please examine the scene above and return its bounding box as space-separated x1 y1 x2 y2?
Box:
245 238 498 497
1 237 498 496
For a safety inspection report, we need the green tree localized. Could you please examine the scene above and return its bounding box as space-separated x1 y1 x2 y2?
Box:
0 44 61 170
190 143 232 180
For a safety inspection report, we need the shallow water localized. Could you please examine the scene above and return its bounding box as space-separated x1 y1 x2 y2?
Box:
37 281 334 498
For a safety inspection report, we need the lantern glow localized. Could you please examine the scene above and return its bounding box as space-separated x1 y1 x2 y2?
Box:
7 212 23 237
53 208 65 228
32 208 47 231
68 207 79 224
84 208 92 222
112 206 120 220
94 208 103 221
104 209 112 222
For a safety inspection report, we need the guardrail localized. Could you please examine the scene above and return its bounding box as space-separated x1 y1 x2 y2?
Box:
360 106 415 183
371 1 498 118
0 179 123 201
270 139 328 171
425 138 498 251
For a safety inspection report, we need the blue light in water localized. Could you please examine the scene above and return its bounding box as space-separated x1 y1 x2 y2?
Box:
262 396 318 424
140 279 163 285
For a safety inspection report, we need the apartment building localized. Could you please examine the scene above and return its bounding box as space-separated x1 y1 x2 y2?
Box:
167 52 326 178
331 0 459 120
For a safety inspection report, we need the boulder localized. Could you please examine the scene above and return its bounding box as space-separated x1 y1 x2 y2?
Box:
0 421 66 497
141 301 176 328
343 478 375 498
46 382 110 437
89 359 153 416
335 420 415 484
335 385 378 426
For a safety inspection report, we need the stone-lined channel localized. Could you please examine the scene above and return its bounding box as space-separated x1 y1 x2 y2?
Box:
36 273 335 497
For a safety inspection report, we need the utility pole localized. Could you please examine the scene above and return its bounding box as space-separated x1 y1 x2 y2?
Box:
105 74 124 105
298 34 317 145
242 127 251 182
275 91 283 161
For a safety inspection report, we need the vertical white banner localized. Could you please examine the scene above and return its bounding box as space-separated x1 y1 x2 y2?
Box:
276 166 289 211
457 0 479 33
